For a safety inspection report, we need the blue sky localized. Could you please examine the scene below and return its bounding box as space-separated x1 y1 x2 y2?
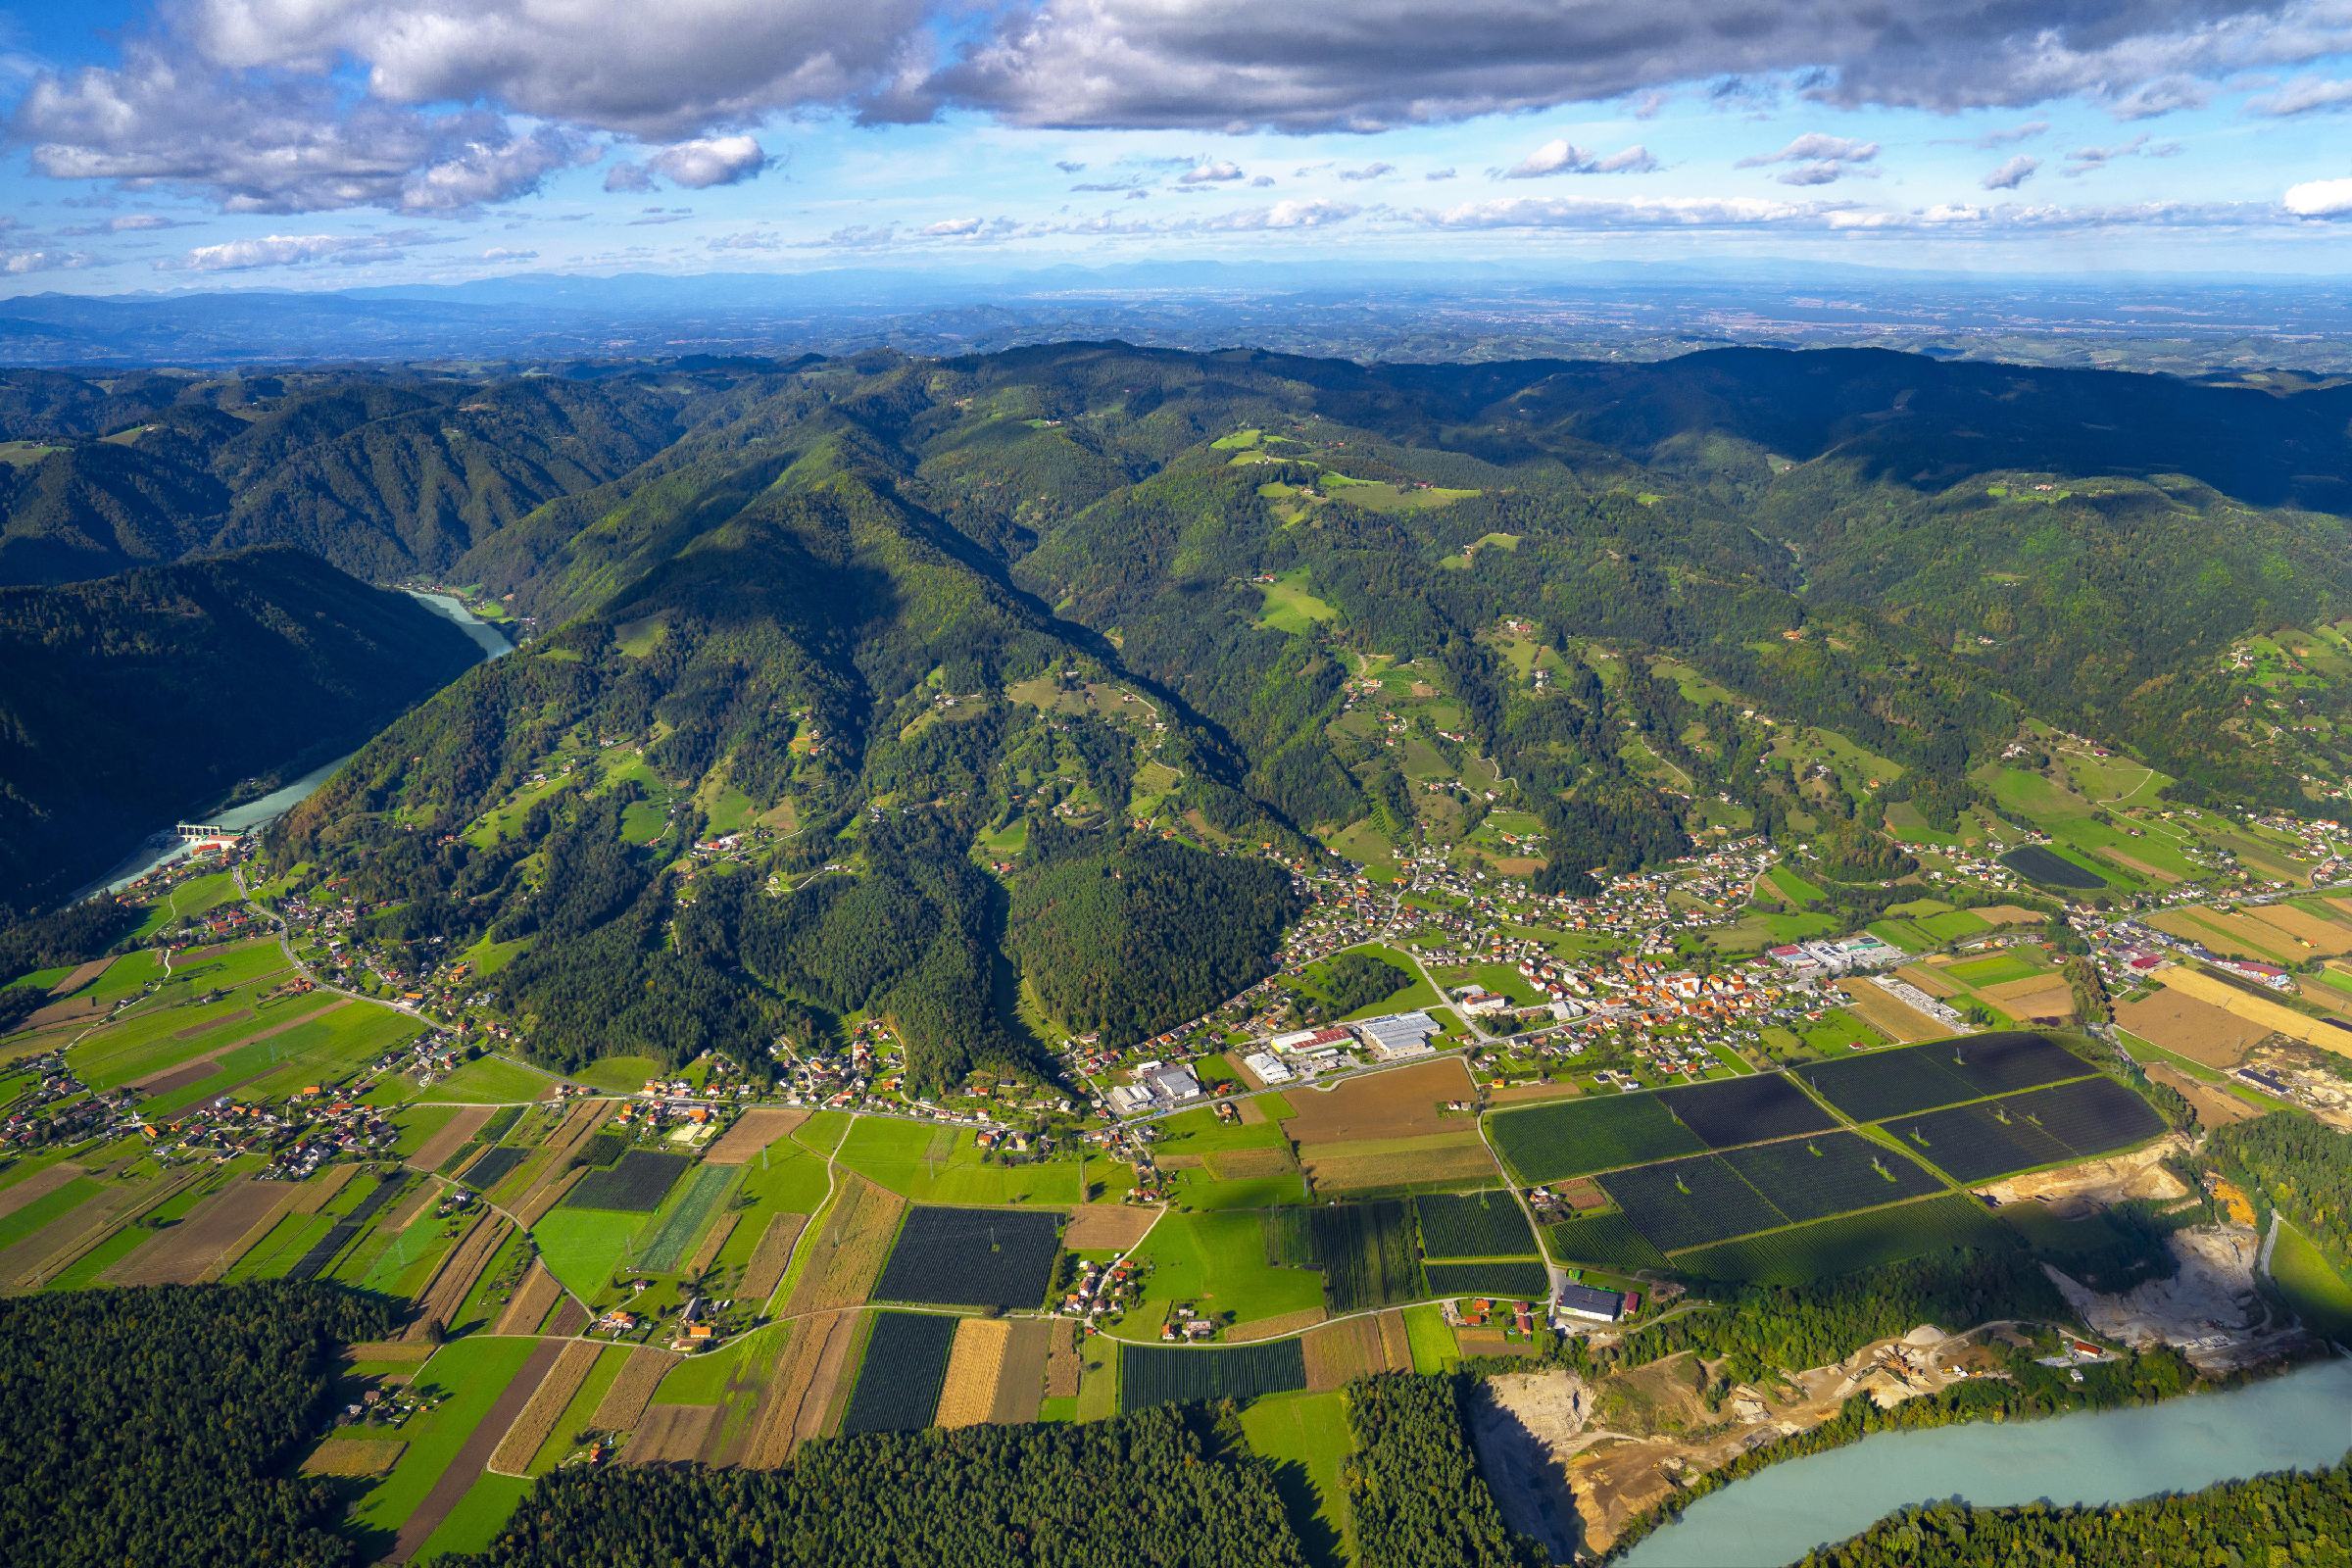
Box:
4 0 2352 292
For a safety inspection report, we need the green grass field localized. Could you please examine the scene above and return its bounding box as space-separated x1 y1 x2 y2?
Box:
531 1207 643 1300
2270 1222 2352 1346
1254 570 1340 635
1241 1390 1358 1568
428 1054 558 1103
415 1474 533 1563
1114 1210 1324 1339
349 1336 541 1544
1400 1300 1459 1373
832 1116 1085 1204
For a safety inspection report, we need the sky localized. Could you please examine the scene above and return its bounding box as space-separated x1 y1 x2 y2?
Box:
3 0 2352 293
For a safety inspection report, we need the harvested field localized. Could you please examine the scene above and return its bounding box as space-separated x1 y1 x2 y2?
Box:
2156 967 2352 1061
793 1310 861 1446
935 1318 1012 1428
2116 990 2268 1067
743 1313 855 1466
1377 1308 1413 1371
393 1337 564 1561
512 1166 582 1228
348 1340 436 1364
408 1214 511 1340
286 1162 360 1216
1227 1306 1328 1343
106 1176 297 1286
781 1175 905 1314
0 1162 82 1222
703 1107 808 1164
494 1261 564 1336
591 1347 677 1433
543 1297 589 1338
1062 1202 1159 1251
687 1212 738 1278
1303 1137 1498 1193
741 1211 808 1302
48 957 114 997
491 1339 603 1474
624 1403 719 1464
990 1319 1053 1425
1045 1317 1082 1399
1836 979 1950 1043
1302 1315 1400 1392
301 1438 406 1478
1282 1056 1477 1146
407 1104 494 1174
2248 904 2352 954
1980 974 2078 1023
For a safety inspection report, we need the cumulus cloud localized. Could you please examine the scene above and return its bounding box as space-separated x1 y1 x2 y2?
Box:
57 213 188 236
1982 154 2039 190
919 0 2352 131
1177 159 1246 183
14 49 583 213
176 0 926 141
1500 139 1657 178
2283 176 2352 216
1338 161 1395 181
646 134 770 187
2 249 92 275
480 246 537 261
1737 132 1878 168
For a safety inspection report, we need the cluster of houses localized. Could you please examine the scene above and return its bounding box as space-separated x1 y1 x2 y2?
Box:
1764 933 1906 974
1062 1255 1143 1325
1 1057 128 1150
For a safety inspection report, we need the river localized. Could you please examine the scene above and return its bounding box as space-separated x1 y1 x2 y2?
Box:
82 590 511 895
1613 1355 2352 1567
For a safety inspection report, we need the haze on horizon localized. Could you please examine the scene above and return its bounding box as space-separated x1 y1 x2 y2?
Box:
3 0 2352 298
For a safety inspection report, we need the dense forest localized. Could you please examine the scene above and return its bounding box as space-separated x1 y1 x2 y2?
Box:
1799 1455 2352 1566
1343 1374 1547 1568
449 1403 1311 1567
0 1281 402 1568
1010 836 1301 1044
2208 1113 2352 1274
0 547 481 908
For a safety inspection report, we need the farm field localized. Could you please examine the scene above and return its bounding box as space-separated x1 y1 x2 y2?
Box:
1663 1073 1836 1148
840 1312 959 1436
1672 1192 2009 1283
2269 1222 2352 1346
1797 1032 2091 1120
1719 1131 1942 1224
1883 1077 2162 1184
832 1117 1085 1205
564 1152 689 1212
1541 1211 1668 1271
1301 1200 1424 1312
1421 1259 1550 1298
1598 1153 1788 1253
1414 1189 1540 1259
1117 1210 1324 1339
1118 1339 1307 1413
345 1335 544 1551
871 1205 1062 1309
1488 1093 1702 1184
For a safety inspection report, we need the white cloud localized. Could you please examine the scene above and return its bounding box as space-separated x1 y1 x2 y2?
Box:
2249 75 2352 115
1982 154 2039 190
2282 176 2352 217
1338 161 1395 181
1 249 92 275
646 134 771 188
1177 159 1246 183
1501 139 1657 178
480 246 537 261
159 231 416 270
1737 133 1879 168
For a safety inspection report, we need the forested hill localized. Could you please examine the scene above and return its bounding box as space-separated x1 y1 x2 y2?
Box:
0 547 481 909
13 341 2337 1085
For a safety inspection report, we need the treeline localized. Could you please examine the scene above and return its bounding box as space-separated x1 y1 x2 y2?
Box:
2209 1112 2352 1275
1799 1455 2352 1567
1011 836 1300 1046
0 1281 402 1568
1344 1374 1547 1568
448 1403 1311 1568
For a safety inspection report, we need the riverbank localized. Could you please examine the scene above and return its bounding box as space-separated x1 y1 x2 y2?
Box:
1613 1353 2352 1567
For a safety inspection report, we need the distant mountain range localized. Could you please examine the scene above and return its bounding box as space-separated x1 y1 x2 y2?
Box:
4 264 2351 372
